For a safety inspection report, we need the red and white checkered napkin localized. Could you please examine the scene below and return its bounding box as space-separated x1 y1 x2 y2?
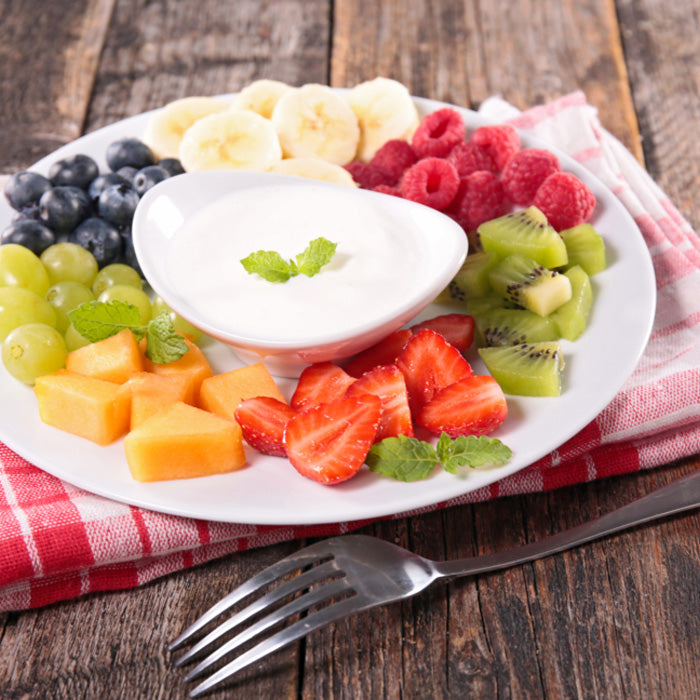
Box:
1 92 699 611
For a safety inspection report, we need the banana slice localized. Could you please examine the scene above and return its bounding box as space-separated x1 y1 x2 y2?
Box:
178 109 282 171
268 157 358 187
231 79 294 119
271 84 360 165
345 77 420 162
143 96 230 160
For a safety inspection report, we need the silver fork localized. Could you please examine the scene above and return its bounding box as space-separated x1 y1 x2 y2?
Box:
170 469 700 697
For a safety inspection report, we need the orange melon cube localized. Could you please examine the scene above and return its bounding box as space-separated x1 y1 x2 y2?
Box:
34 369 131 445
141 337 212 404
124 402 245 481
199 362 287 423
65 328 143 384
124 371 191 427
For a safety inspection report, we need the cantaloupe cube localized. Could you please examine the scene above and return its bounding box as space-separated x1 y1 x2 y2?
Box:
66 328 143 384
124 402 245 481
34 369 131 445
141 337 212 404
124 371 191 427
199 362 287 423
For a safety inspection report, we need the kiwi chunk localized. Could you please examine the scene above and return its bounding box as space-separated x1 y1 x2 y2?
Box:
476 307 559 347
478 206 568 268
445 251 499 302
560 223 607 275
479 342 564 396
488 253 572 317
550 265 593 340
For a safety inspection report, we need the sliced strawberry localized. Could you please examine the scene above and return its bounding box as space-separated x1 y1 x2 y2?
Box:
410 313 475 352
396 329 473 416
284 394 382 484
234 396 296 457
290 362 356 411
346 364 414 440
344 328 413 378
418 374 507 438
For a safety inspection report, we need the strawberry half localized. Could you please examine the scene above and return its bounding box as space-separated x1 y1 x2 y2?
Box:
418 374 507 438
290 362 356 411
345 364 414 440
344 328 413 378
284 394 382 484
396 329 473 416
234 396 296 457
410 313 475 352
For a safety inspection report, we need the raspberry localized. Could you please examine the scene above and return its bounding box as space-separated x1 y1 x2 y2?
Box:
470 124 520 171
412 108 466 159
446 141 497 177
399 157 460 211
369 139 418 184
533 171 596 231
344 161 393 189
501 148 561 205
448 170 509 231
372 184 401 197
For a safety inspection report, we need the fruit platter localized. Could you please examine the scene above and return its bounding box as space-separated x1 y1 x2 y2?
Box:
0 79 656 525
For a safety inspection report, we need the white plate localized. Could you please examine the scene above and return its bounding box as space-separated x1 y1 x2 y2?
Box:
0 95 656 525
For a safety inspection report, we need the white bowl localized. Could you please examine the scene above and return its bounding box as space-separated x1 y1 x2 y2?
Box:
132 170 467 377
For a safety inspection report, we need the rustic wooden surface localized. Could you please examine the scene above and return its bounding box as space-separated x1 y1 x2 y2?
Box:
1 0 699 698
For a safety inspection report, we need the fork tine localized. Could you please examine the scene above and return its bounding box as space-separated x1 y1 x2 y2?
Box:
169 541 331 651
174 559 340 667
183 576 351 683
188 596 361 698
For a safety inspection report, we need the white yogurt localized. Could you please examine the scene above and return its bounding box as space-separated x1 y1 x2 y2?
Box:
166 182 425 343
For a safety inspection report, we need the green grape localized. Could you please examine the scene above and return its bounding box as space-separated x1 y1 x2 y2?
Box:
91 263 143 297
152 296 203 343
45 281 95 333
40 242 98 287
64 321 91 352
0 243 51 296
98 284 152 325
2 323 66 384
0 286 57 341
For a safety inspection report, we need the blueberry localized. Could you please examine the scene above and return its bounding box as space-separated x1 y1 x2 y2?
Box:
121 234 143 278
97 183 140 228
48 154 99 189
132 165 170 196
12 204 41 222
1 220 56 255
157 158 185 177
69 217 123 267
88 172 130 202
116 166 138 185
38 186 93 235
4 171 52 210
106 138 155 172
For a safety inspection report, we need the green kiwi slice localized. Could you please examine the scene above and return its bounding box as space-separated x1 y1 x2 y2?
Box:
478 206 568 268
475 307 559 347
550 265 593 340
479 341 564 396
560 223 607 276
488 253 572 317
445 251 500 302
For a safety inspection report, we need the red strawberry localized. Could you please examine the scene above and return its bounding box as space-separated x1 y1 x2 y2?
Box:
418 374 507 438
346 364 414 440
410 313 475 352
234 396 296 457
291 362 356 411
284 394 382 484
345 328 413 378
396 329 473 416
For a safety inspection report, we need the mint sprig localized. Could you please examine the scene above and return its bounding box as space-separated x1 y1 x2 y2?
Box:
241 237 337 282
366 432 512 482
68 300 189 364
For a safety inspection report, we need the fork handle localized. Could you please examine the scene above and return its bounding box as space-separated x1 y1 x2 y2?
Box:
434 469 700 579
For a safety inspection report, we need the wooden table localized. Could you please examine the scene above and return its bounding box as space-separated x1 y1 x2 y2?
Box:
1 1 698 698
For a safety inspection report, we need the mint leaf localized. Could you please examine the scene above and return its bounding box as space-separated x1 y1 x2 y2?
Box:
437 433 513 474
366 435 439 482
68 299 144 342
240 250 295 283
145 312 189 363
295 237 338 277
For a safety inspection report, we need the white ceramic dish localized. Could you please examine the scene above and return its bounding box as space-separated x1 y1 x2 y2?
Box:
132 170 467 377
0 94 656 525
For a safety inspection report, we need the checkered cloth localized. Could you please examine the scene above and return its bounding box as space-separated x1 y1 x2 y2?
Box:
1 92 698 611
